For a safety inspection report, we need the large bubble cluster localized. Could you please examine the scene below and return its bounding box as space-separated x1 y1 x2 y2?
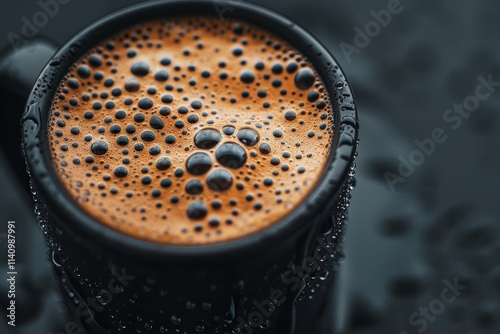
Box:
48 16 334 245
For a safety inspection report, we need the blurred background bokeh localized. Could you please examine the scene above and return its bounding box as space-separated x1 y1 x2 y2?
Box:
1 0 499 333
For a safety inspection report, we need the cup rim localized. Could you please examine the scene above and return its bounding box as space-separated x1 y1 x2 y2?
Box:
21 0 358 264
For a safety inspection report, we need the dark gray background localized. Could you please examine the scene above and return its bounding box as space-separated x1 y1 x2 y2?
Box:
1 0 499 333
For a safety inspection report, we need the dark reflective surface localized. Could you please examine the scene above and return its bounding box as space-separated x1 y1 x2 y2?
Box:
1 0 500 333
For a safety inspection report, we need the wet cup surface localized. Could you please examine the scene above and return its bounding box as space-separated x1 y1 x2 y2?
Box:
21 1 358 333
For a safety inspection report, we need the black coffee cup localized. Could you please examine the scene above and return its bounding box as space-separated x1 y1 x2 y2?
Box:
15 1 358 333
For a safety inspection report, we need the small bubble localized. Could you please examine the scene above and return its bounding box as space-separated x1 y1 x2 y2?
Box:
186 152 213 175
258 143 271 154
90 141 109 155
216 143 247 169
240 70 255 84
237 128 259 146
114 166 128 178
131 61 150 76
272 129 283 138
77 65 91 78
207 169 233 192
194 129 222 149
138 98 154 110
222 126 235 135
141 130 156 142
149 116 164 129
294 68 315 90
155 70 169 82
186 180 204 195
187 201 208 220
156 157 171 170
284 110 296 121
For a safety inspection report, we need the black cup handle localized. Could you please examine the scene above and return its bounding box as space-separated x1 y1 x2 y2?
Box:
0 38 58 100
0 38 58 185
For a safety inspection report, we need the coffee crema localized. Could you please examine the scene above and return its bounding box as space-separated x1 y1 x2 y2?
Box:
48 16 334 245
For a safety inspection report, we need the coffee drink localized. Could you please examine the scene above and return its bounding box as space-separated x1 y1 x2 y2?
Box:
22 2 357 332
48 16 334 245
